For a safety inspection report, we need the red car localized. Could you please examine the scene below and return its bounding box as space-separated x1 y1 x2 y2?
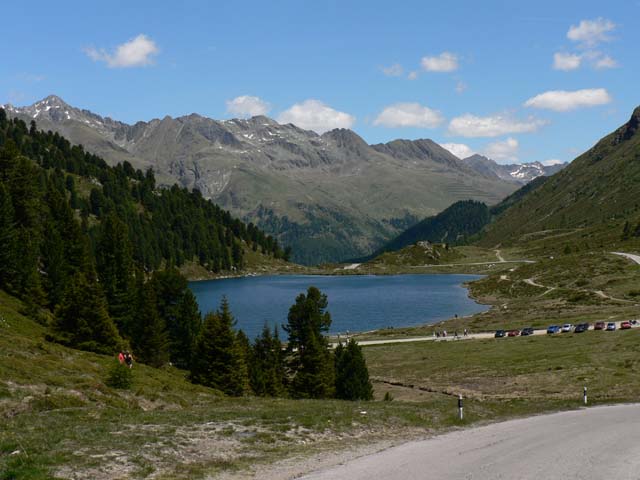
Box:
620 321 632 330
507 329 520 337
594 321 606 330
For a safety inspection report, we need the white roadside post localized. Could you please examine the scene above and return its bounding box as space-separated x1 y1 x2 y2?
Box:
583 386 587 405
458 394 464 420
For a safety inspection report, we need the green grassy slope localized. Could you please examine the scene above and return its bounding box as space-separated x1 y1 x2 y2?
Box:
0 289 518 480
479 106 640 250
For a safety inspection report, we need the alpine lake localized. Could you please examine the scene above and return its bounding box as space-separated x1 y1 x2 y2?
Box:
189 274 488 339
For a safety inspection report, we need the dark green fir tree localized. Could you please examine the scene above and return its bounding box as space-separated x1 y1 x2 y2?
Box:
283 287 335 399
189 297 247 396
334 339 373 401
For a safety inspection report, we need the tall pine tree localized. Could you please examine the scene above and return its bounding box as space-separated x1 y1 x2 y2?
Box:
51 270 122 354
283 287 335 399
189 297 248 396
131 276 170 368
0 183 17 290
250 324 286 397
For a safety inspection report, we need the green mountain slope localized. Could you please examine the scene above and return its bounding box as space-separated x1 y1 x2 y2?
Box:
4 96 518 264
366 200 491 258
479 106 640 249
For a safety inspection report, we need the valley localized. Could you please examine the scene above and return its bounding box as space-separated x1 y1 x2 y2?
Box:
2 4 640 478
3 96 545 264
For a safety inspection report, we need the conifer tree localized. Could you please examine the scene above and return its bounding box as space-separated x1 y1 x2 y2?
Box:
0 183 17 289
235 329 252 395
189 297 247 396
250 324 286 397
96 212 136 335
51 271 122 354
284 287 335 399
131 278 169 368
150 268 202 369
334 339 373 401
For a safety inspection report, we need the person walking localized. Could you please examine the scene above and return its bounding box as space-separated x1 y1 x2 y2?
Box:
118 351 125 364
124 351 133 369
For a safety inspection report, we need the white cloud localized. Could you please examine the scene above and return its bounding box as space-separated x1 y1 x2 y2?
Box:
541 159 564 166
373 102 444 128
226 95 271 117
448 113 546 138
483 137 519 162
553 50 618 71
85 34 159 68
594 54 618 69
381 63 404 77
440 143 475 159
455 81 467 93
277 99 355 134
524 88 612 112
407 71 418 80
567 18 616 47
421 52 458 72
553 52 582 71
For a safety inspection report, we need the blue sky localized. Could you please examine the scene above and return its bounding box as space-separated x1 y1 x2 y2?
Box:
1 0 638 164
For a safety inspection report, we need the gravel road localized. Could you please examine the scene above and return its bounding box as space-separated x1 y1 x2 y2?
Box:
299 404 640 480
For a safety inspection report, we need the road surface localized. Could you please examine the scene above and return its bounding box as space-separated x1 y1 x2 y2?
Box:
332 321 638 347
300 404 640 480
612 251 640 265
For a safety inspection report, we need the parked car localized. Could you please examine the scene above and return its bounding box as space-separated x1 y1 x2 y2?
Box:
620 321 632 330
606 322 616 331
495 330 506 338
547 325 561 334
594 321 606 330
574 323 589 333
521 327 535 336
561 324 573 333
507 329 520 337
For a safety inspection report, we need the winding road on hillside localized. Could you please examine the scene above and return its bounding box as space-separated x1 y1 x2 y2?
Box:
612 251 640 265
300 404 640 480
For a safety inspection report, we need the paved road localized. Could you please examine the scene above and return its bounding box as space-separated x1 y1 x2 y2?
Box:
612 251 640 265
300 404 640 480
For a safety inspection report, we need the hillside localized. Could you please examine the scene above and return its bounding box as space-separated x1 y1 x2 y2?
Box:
366 200 491 258
3 96 518 264
479 106 640 250
0 289 449 479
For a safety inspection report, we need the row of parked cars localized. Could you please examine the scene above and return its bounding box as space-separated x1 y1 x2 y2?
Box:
494 320 636 338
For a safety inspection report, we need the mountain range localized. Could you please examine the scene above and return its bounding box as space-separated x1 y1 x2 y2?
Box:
3 95 563 264
462 154 566 184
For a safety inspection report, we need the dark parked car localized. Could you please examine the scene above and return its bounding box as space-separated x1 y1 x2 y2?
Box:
574 323 589 333
495 330 506 338
507 329 520 337
620 321 632 330
594 321 606 330
521 327 535 336
547 325 561 334
606 322 616 331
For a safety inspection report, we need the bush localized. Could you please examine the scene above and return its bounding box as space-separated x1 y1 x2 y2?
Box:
106 361 133 389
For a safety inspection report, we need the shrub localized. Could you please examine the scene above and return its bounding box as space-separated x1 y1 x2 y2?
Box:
106 361 133 389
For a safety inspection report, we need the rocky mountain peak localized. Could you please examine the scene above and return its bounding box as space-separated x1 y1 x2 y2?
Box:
617 105 640 143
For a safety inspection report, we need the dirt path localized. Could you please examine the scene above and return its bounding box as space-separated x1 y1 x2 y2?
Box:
523 277 556 295
495 249 505 262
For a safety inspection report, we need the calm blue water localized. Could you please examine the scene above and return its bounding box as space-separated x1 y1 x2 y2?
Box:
189 274 487 339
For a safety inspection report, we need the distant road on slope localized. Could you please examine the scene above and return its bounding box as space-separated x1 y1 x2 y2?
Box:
300 404 640 480
612 251 640 265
